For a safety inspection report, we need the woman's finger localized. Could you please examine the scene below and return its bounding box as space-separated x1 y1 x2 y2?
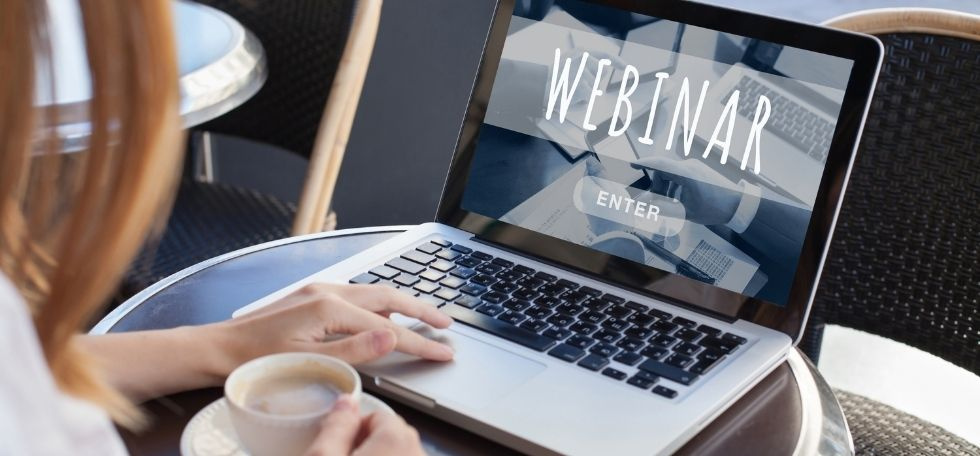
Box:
352 412 422 456
320 284 453 329
304 395 361 456
325 297 455 362
310 329 397 365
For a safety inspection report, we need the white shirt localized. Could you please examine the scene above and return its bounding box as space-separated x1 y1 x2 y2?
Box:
0 274 128 456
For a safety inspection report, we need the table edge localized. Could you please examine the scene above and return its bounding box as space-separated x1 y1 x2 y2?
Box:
90 225 415 335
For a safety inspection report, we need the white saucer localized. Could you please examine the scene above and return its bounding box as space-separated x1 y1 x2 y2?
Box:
180 394 394 456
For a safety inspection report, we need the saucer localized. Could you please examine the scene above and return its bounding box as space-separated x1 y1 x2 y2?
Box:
180 394 394 456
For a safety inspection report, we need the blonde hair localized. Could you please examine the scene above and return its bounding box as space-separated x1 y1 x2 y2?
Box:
0 0 182 427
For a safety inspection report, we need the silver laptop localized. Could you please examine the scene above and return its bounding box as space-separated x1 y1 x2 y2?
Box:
235 1 882 454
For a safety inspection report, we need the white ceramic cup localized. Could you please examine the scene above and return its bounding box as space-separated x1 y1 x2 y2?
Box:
224 353 362 456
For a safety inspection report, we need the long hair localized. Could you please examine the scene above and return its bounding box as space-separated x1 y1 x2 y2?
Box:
0 0 182 427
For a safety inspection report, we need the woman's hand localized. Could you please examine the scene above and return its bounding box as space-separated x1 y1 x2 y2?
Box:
305 395 424 456
213 283 455 377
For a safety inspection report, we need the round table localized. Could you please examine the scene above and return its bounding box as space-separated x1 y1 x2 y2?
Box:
41 0 265 152
92 227 853 456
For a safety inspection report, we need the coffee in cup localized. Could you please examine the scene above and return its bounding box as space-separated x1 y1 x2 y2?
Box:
224 353 362 456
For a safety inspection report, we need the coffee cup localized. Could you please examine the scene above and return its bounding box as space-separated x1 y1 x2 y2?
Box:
224 353 362 456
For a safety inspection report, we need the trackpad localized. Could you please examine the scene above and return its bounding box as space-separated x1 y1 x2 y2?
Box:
362 325 546 410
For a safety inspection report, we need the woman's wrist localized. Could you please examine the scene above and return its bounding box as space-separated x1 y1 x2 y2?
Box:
185 322 248 386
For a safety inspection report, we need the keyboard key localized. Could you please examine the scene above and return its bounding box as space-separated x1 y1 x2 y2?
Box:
533 271 557 282
652 386 678 399
455 295 481 309
476 263 505 275
548 344 586 362
520 319 549 333
450 267 477 279
434 288 461 302
582 298 611 311
456 257 482 268
722 333 748 345
496 270 523 282
590 343 619 358
517 277 545 289
625 327 655 340
416 242 442 254
420 269 446 282
640 346 669 360
471 274 497 286
393 273 421 287
569 322 598 335
350 273 379 284
602 317 631 332
498 310 526 325
534 296 561 308
580 310 607 324
556 279 579 289
491 258 514 268
673 316 698 328
557 302 585 317
560 290 590 304
524 306 553 320
603 306 631 320
512 288 539 301
624 301 648 312
387 258 425 275
617 338 645 352
675 342 702 356
543 327 572 340
601 294 625 305
578 286 602 297
491 282 520 293
476 304 505 317
699 336 739 354
513 265 536 276
602 367 628 381
665 353 694 368
414 281 440 294
593 330 622 344
650 320 679 334
637 359 698 385
450 244 473 254
577 354 609 371
697 324 722 336
459 283 486 296
436 250 462 261
689 355 725 375
503 299 531 311
537 284 566 297
627 374 657 390
547 314 575 327
566 334 595 349
613 351 643 366
430 260 456 273
430 238 451 247
675 328 703 342
650 334 678 348
481 291 508 304
369 265 400 280
440 276 466 289
626 313 654 327
471 251 494 261
402 250 436 265
698 349 725 362
648 308 673 320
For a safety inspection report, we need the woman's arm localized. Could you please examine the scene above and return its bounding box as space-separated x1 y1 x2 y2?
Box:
78 284 455 402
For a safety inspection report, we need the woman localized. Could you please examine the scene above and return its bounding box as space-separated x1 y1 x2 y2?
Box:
0 1 453 454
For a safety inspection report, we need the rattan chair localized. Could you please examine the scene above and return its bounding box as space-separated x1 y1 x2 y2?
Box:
121 0 382 298
801 8 980 455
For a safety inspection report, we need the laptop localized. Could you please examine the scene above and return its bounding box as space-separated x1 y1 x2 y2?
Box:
235 0 882 454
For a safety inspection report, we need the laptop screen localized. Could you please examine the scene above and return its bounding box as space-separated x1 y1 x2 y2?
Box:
460 0 855 307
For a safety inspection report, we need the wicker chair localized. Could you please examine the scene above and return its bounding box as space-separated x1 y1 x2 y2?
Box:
121 0 382 298
800 8 980 455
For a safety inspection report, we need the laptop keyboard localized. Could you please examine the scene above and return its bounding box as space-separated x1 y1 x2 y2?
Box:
350 238 749 400
730 76 834 164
